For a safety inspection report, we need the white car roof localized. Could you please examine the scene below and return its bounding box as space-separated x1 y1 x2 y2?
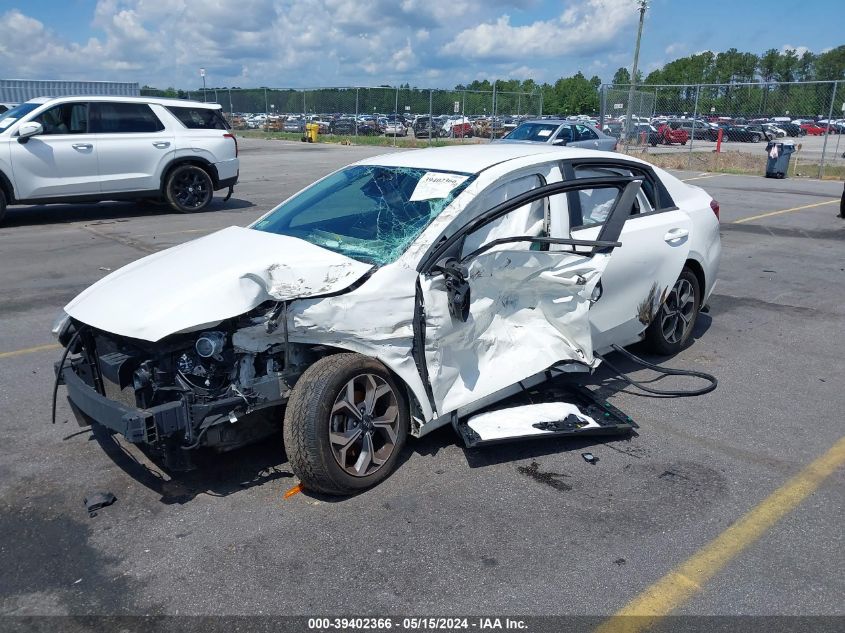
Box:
24 96 221 109
355 144 610 174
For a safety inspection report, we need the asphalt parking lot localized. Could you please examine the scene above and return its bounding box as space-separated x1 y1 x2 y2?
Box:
1 139 843 622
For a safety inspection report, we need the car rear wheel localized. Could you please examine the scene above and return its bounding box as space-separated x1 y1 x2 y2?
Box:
643 267 701 355
283 353 409 495
165 165 213 213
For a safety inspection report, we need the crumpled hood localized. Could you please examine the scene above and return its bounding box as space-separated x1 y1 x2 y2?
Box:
65 226 373 342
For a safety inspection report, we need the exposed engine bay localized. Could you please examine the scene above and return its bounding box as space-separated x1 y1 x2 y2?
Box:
59 301 320 469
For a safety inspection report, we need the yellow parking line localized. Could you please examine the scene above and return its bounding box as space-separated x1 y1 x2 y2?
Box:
733 199 838 224
596 435 845 633
0 343 61 360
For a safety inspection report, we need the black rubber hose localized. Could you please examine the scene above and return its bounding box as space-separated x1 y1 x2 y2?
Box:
51 328 83 425
593 344 718 398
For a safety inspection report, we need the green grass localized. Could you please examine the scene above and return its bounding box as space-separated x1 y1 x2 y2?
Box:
623 149 845 180
235 130 479 149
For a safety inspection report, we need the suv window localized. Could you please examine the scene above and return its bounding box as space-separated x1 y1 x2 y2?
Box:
90 102 164 133
166 106 230 130
33 103 89 135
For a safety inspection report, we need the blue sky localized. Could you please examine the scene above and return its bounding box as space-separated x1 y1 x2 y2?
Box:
0 0 841 89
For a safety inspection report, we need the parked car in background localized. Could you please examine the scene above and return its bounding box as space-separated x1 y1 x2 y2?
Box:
604 123 659 145
442 116 473 138
331 117 357 135
499 120 617 151
771 121 805 137
744 124 774 141
717 124 765 142
383 118 408 137
284 118 305 133
656 123 689 145
800 122 826 136
0 103 16 114
54 144 720 494
762 123 787 138
672 120 720 141
0 96 239 223
413 116 444 138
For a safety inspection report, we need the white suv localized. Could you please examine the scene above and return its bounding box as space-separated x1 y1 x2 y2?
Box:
0 96 239 223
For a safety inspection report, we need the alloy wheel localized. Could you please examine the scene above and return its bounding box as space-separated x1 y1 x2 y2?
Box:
329 373 400 477
172 170 211 209
660 278 696 344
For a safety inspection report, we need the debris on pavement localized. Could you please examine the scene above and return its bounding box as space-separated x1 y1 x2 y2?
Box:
581 452 598 464
84 492 116 517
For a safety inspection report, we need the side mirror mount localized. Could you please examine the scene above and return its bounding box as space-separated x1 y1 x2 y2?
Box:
17 121 43 143
431 257 471 322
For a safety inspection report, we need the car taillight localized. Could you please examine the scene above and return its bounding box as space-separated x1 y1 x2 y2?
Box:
710 199 720 221
224 132 238 157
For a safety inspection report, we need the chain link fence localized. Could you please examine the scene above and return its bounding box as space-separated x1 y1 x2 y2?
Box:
599 80 844 178
141 85 543 146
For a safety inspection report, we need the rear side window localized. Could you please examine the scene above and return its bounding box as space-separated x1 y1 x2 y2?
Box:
90 102 164 133
574 124 598 141
166 106 230 130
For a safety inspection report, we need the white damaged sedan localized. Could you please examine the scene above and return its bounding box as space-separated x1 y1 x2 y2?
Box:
54 144 720 494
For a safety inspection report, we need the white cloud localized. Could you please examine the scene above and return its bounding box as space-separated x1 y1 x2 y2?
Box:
665 42 685 56
781 44 810 57
441 0 637 60
0 0 640 88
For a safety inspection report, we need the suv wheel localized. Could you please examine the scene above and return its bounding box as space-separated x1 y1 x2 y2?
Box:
643 267 701 355
283 353 409 495
165 165 213 213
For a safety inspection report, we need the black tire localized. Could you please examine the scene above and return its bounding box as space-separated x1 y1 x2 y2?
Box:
643 267 701 355
0 189 7 225
283 353 409 495
165 165 213 213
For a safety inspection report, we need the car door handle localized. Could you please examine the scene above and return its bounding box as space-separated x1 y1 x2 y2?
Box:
153 141 171 149
72 143 93 150
664 228 689 242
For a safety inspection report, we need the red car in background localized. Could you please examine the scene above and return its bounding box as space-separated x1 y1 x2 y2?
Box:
657 123 689 145
800 122 826 135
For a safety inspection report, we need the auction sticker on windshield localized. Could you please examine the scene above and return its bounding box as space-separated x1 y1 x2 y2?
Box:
409 172 469 202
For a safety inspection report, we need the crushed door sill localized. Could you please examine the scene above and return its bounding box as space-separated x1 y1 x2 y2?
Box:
457 385 636 448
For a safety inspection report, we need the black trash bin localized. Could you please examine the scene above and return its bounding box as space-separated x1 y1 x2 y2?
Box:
765 141 795 179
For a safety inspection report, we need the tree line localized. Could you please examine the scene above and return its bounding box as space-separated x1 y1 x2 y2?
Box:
142 45 845 117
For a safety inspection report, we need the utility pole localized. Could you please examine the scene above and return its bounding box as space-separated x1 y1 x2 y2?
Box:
624 1 648 139
200 68 207 102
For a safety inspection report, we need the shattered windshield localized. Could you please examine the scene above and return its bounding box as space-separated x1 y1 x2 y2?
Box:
252 165 475 265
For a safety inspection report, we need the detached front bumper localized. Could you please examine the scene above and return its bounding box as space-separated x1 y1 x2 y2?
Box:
57 358 243 445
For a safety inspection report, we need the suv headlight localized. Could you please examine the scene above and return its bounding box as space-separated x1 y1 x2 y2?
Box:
51 310 72 341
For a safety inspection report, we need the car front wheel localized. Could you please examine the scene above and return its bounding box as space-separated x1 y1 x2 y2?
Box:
165 164 213 213
643 267 701 355
283 353 409 495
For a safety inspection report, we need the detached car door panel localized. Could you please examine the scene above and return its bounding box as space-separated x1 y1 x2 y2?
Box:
10 102 99 199
418 178 641 416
